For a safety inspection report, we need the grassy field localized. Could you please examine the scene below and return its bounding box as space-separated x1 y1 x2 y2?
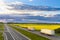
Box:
12 23 60 30
8 24 49 40
0 23 4 40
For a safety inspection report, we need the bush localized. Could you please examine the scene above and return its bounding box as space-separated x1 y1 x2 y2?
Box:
55 28 60 33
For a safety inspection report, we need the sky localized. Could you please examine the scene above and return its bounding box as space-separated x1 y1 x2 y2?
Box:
4 0 60 7
0 0 60 23
0 0 60 15
0 0 59 14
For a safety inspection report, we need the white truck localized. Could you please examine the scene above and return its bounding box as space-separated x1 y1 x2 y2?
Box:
40 29 55 35
28 27 35 30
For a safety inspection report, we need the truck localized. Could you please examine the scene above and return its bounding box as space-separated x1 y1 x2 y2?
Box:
40 29 55 35
27 27 35 31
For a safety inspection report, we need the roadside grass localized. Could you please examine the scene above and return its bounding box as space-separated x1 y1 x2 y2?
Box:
0 24 4 31
55 33 60 36
9 24 49 40
0 23 4 40
54 28 60 36
0 32 4 40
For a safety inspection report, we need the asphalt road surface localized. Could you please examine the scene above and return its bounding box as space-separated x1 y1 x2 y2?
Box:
4 24 29 40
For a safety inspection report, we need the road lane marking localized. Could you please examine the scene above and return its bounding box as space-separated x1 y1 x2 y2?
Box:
3 32 8 40
5 26 15 40
9 28 22 40
12 27 31 40
5 24 31 40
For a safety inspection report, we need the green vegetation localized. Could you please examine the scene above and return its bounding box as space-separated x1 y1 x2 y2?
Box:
55 28 60 36
8 24 49 40
55 28 60 33
0 23 4 40
0 24 4 31
0 32 4 40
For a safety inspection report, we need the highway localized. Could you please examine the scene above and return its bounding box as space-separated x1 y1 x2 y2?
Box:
4 24 29 40
17 27 60 40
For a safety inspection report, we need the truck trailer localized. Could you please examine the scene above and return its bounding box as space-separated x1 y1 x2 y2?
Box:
40 29 55 35
27 27 35 30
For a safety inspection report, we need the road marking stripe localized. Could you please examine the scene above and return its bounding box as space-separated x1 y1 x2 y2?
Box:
3 32 8 40
10 28 22 40
6 26 15 40
13 27 31 40
5 24 31 40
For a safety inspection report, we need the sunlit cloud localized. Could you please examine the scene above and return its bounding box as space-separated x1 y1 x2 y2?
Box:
0 0 60 18
7 1 60 17
10 1 24 5
0 1 25 14
29 0 33 2
0 0 14 14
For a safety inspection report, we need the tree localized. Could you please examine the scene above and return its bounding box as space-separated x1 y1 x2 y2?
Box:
55 28 60 33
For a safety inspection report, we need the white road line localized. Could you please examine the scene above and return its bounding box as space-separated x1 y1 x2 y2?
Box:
9 26 29 40
13 28 31 40
3 32 8 40
18 32 31 40
5 24 31 40
9 28 22 40
6 26 15 40
12 30 22 40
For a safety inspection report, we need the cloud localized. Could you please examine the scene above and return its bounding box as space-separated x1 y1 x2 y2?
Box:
0 19 6 22
0 0 14 14
0 14 60 23
0 0 22 14
29 11 59 17
29 0 33 2
0 0 59 18
0 1 25 14
7 1 60 17
10 1 24 5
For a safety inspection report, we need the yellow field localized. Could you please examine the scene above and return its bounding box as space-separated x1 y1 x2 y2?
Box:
13 24 60 30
